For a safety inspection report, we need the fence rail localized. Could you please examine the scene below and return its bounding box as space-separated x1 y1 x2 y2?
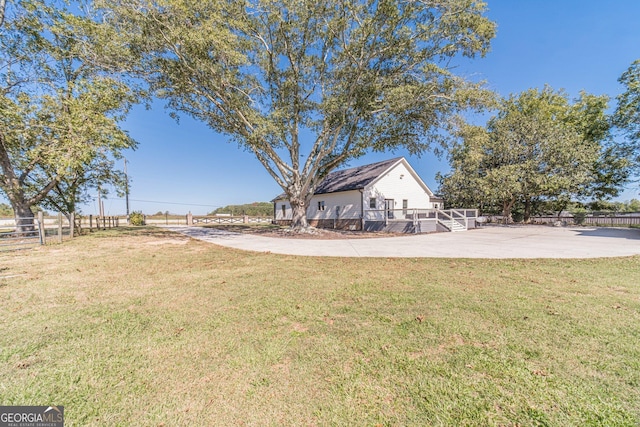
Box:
0 217 41 251
532 214 640 226
77 215 120 230
1 212 123 251
188 214 273 225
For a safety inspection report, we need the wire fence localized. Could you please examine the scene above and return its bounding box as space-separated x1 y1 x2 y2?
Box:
1 213 82 251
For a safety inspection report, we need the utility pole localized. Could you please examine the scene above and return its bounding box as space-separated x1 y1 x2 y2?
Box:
97 187 103 217
124 157 130 218
97 187 105 229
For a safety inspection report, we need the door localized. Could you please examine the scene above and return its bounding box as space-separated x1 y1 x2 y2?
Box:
385 199 394 219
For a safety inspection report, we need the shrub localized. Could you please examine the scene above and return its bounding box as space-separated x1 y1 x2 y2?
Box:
571 207 587 225
129 211 145 226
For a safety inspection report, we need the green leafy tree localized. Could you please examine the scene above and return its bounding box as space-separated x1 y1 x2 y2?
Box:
101 0 495 229
0 1 136 231
0 202 13 216
210 202 273 217
38 154 128 223
628 198 640 211
588 198 640 212
439 87 617 222
614 59 640 173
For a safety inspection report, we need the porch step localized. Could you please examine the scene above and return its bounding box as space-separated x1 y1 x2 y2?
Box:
442 220 467 232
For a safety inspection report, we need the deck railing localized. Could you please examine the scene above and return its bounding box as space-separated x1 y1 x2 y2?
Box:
363 208 478 231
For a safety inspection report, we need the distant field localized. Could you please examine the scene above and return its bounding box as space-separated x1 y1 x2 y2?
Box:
1 227 639 426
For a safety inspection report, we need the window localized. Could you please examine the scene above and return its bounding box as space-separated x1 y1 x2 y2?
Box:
402 199 408 215
369 198 376 209
318 201 325 211
281 204 286 218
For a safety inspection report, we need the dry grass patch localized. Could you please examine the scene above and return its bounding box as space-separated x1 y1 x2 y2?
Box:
0 227 639 426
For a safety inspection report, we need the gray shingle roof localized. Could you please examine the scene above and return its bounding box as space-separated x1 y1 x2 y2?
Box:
273 157 402 200
314 157 402 194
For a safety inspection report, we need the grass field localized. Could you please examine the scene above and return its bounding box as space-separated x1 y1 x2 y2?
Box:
1 227 639 426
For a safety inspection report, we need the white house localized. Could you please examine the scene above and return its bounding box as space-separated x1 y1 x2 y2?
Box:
273 157 475 233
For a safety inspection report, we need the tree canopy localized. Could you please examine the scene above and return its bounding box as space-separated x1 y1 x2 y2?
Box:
614 59 640 173
209 202 273 217
0 0 136 229
438 87 627 222
101 0 496 228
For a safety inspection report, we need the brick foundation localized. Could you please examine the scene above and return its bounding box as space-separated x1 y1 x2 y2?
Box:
274 219 362 230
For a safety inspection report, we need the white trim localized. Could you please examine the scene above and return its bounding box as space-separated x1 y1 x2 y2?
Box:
366 158 434 197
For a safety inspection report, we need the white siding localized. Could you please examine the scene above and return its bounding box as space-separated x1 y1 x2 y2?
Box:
274 190 362 221
308 190 362 220
364 161 434 219
274 200 292 220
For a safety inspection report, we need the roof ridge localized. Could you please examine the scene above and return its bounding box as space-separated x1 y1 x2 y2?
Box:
272 157 406 200
329 156 403 175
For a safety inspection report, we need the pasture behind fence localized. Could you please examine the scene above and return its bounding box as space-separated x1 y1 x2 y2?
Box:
76 214 121 231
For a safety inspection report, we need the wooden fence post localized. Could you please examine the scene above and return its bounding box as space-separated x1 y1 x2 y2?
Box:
70 212 75 238
89 215 93 232
38 211 46 245
58 213 63 243
187 212 193 226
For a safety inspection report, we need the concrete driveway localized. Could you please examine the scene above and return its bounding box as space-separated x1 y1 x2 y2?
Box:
165 225 640 259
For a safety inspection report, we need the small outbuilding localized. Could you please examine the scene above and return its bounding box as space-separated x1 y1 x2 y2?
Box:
273 157 476 233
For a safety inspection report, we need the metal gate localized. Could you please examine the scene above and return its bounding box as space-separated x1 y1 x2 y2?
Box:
0 217 42 251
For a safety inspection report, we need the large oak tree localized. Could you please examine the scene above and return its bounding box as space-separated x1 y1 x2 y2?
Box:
0 0 136 230
102 0 496 229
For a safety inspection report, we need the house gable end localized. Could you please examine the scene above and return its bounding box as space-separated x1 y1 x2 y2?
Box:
365 158 435 197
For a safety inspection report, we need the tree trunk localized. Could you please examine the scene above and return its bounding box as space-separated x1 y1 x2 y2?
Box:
63 212 75 237
502 199 515 224
556 199 569 221
524 197 532 223
289 197 310 230
13 202 35 233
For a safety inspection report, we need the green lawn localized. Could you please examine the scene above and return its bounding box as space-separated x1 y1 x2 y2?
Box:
1 227 639 426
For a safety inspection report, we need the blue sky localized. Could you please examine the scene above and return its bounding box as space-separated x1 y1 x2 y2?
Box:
6 1 640 215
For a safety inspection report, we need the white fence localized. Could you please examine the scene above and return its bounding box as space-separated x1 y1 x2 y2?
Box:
188 214 273 225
